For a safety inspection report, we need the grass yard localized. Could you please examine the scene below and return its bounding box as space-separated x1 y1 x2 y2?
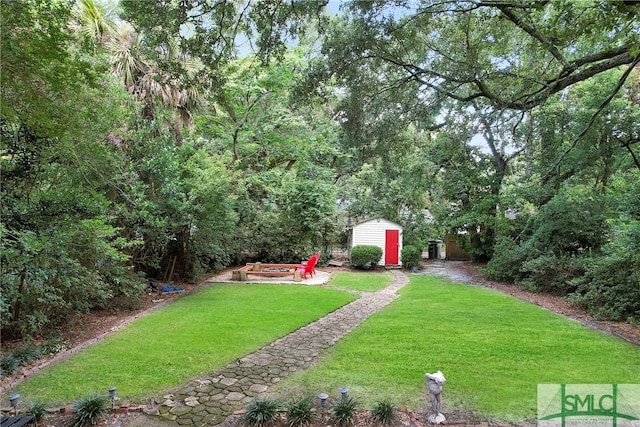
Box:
11 284 356 405
327 270 393 292
272 274 640 422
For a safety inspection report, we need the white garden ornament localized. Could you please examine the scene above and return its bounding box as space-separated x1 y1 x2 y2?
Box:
425 371 446 424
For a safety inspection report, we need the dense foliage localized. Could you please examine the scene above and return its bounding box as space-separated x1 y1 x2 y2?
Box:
1 0 638 340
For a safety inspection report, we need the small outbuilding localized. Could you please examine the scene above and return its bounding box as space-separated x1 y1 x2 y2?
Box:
348 218 403 266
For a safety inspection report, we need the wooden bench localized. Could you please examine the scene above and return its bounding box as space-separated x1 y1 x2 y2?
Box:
1 415 36 427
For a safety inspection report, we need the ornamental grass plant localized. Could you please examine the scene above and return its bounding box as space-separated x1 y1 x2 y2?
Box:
283 395 317 427
243 398 281 427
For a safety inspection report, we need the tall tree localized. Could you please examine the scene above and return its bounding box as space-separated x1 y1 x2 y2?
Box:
332 1 639 110
199 54 341 261
1 0 148 338
120 0 330 73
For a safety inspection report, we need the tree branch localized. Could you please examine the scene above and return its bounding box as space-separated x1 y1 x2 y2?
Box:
623 144 640 171
542 52 640 183
496 5 568 68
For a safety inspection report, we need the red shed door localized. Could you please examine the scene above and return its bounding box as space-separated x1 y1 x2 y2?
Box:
385 229 399 265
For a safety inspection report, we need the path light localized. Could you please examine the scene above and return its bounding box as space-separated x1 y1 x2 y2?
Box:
318 393 329 409
9 394 20 414
339 387 349 401
108 387 117 409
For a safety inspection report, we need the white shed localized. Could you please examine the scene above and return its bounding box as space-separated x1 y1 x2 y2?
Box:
348 218 403 266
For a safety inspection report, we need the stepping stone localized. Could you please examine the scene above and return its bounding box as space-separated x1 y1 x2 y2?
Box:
249 384 268 393
226 392 246 401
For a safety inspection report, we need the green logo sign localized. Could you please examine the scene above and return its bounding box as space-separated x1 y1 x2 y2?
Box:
538 384 640 427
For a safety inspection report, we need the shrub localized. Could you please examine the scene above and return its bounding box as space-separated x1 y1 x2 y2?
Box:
0 354 20 378
0 344 45 378
332 396 357 427
284 396 316 427
243 398 281 427
517 255 582 295
26 399 51 423
11 344 43 365
73 393 109 427
370 400 396 425
42 337 69 355
350 245 382 269
484 236 529 283
569 241 640 322
401 245 421 268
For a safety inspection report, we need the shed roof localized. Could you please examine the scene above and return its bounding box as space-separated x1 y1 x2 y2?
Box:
350 217 403 228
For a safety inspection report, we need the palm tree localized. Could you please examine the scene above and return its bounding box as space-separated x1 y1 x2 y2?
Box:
71 0 116 43
108 22 205 142
108 21 145 90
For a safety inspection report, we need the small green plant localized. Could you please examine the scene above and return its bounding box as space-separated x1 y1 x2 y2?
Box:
73 393 109 426
26 399 51 424
12 344 43 364
42 337 69 355
0 344 45 378
284 396 316 427
332 396 357 427
0 353 20 378
370 400 395 425
401 245 422 268
350 245 382 269
243 398 281 427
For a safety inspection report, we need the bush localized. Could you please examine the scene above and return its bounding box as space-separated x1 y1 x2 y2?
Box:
350 245 382 269
569 235 640 322
243 398 281 427
518 255 582 295
26 399 51 423
42 337 69 355
73 393 109 427
0 344 45 378
484 236 529 283
0 354 20 378
284 396 316 427
11 344 43 365
370 400 396 425
332 396 357 427
401 245 421 268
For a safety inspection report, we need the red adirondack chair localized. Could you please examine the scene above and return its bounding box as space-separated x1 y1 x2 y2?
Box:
297 252 319 279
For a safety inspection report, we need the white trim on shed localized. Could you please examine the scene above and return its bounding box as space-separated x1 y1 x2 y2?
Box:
348 218 403 266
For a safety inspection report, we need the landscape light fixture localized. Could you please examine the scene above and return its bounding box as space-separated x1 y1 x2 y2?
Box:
318 393 329 409
339 387 349 401
108 387 117 409
9 394 20 414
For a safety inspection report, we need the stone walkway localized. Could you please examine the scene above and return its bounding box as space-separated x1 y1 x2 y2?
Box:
156 270 410 426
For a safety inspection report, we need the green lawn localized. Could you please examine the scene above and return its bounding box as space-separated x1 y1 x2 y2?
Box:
327 270 393 292
11 284 356 405
9 273 640 423
271 275 640 422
